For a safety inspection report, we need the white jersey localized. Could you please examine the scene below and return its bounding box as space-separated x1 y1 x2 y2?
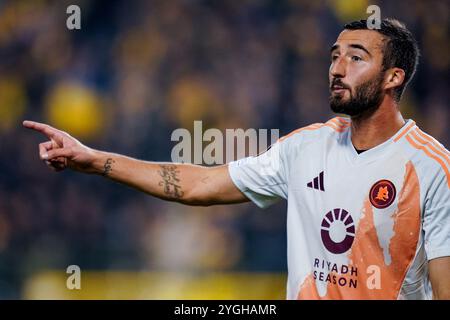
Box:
228 117 450 300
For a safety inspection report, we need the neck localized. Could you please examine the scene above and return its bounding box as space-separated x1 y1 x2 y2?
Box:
350 97 405 151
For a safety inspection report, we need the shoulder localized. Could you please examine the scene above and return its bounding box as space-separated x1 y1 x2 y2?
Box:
277 117 351 146
397 123 449 189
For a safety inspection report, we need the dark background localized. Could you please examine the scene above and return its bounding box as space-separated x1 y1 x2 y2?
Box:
0 0 448 298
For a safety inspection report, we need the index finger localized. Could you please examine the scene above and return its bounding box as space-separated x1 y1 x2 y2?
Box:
23 120 63 143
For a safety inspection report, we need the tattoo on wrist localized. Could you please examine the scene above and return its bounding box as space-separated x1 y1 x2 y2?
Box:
102 158 115 176
158 164 184 199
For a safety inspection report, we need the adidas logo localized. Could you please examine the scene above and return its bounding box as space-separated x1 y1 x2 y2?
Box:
307 171 325 191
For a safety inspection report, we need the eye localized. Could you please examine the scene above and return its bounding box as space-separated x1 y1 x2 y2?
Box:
351 56 362 62
331 55 339 62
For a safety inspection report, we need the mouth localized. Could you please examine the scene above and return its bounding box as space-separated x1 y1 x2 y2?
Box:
331 86 348 94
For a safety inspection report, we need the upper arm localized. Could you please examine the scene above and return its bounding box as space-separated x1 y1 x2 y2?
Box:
422 168 450 299
225 141 288 209
429 257 450 300
188 134 291 207
423 171 450 260
188 164 250 206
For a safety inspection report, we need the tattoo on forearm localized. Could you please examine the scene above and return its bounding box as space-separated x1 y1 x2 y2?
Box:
201 176 209 184
158 164 184 199
102 158 115 176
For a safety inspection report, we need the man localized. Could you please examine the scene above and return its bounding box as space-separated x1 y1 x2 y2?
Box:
24 19 449 299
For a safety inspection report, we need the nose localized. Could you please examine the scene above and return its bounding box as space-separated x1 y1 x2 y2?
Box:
330 56 346 79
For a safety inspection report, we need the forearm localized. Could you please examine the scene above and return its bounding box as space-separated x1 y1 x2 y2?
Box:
90 150 220 205
429 257 450 300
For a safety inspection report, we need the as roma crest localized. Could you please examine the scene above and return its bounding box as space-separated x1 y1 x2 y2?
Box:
370 180 396 209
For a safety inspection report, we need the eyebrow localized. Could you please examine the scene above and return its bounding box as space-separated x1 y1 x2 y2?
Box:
330 44 339 53
349 44 371 56
330 44 372 56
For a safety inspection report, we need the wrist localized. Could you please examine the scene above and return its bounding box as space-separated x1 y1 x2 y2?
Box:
91 150 112 175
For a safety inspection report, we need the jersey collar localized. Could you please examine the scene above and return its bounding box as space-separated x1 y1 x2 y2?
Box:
344 119 416 165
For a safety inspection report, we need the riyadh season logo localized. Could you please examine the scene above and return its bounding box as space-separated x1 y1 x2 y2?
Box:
320 208 355 254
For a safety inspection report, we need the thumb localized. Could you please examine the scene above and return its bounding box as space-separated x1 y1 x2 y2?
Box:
45 147 73 160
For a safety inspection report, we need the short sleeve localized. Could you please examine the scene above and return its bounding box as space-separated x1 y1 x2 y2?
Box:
228 141 288 209
423 172 450 260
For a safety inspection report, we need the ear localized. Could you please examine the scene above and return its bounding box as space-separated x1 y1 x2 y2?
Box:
384 67 405 91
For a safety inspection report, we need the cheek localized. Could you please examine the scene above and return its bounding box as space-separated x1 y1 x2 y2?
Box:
349 62 376 81
347 69 373 92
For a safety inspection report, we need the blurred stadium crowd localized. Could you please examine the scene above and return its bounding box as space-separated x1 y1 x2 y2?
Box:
0 0 448 298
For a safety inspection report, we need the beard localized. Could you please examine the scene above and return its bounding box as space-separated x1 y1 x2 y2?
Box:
329 73 385 118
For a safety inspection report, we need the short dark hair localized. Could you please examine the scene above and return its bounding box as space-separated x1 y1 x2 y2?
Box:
343 18 420 101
